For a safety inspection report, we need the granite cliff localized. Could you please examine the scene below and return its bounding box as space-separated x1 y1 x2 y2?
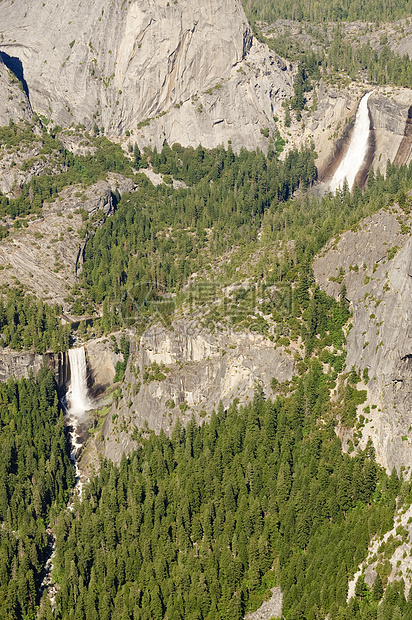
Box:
0 0 292 151
83 321 295 467
0 53 32 127
0 0 411 165
314 202 412 473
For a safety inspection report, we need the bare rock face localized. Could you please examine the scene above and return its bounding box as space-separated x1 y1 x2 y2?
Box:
91 321 294 464
0 179 120 309
0 350 43 382
0 349 69 387
313 205 412 473
392 32 412 60
135 37 293 153
0 54 32 127
86 336 122 394
292 84 412 181
244 586 283 620
0 0 292 150
369 91 412 168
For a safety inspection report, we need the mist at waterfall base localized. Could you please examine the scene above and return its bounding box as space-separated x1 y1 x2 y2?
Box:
66 347 92 500
329 91 373 193
67 347 92 418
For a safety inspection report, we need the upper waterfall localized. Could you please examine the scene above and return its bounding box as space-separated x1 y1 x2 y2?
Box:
329 91 373 193
67 347 92 416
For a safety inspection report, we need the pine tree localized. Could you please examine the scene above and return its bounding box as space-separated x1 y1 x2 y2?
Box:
372 574 383 601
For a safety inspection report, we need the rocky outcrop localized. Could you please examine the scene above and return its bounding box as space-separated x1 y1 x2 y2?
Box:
0 178 127 309
0 129 103 197
0 141 50 196
313 205 412 473
0 53 32 127
394 104 412 167
0 0 292 151
244 586 283 620
288 83 412 180
49 351 71 389
348 500 412 600
0 349 44 382
86 336 122 394
0 349 69 388
89 321 294 464
370 91 412 169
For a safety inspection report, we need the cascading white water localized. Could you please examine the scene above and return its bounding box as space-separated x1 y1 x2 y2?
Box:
66 346 92 499
41 347 93 604
329 91 374 193
67 347 92 416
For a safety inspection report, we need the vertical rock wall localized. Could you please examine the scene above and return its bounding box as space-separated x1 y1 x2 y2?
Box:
0 0 291 150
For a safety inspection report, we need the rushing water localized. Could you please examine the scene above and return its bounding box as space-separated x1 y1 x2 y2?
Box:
67 347 92 416
67 346 92 500
40 346 92 604
329 91 373 193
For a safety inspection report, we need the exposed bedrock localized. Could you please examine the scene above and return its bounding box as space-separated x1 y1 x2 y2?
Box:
0 175 136 310
82 321 295 466
314 205 412 473
0 53 33 126
306 86 412 184
0 0 292 151
86 336 122 396
0 349 69 388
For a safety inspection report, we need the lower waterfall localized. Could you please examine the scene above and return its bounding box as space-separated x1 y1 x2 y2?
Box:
40 347 93 605
329 91 373 192
67 346 92 498
67 346 92 416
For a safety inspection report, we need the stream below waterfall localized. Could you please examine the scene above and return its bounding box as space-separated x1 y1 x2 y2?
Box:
40 347 92 605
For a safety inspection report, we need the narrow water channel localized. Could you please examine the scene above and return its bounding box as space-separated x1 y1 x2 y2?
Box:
39 346 92 605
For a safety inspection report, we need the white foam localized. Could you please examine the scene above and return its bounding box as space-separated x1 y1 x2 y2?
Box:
329 91 374 192
67 347 92 416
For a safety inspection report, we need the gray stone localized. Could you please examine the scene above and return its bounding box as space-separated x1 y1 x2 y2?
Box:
0 350 44 382
314 205 412 473
0 54 32 127
244 586 283 620
90 320 294 465
0 0 292 151
0 178 130 309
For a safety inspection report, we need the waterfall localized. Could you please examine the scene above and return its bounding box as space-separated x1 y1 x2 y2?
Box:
40 347 92 605
329 91 373 193
67 347 92 416
67 346 91 496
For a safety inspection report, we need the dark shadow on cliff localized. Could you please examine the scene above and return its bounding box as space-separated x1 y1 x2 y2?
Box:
0 51 30 100
394 105 412 167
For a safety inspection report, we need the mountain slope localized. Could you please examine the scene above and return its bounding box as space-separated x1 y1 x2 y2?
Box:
0 0 292 150
314 201 412 473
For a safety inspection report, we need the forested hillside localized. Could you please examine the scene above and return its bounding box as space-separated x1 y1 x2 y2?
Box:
0 369 74 620
263 29 412 94
50 383 403 620
76 143 412 345
0 288 70 353
0 0 412 618
244 0 412 24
